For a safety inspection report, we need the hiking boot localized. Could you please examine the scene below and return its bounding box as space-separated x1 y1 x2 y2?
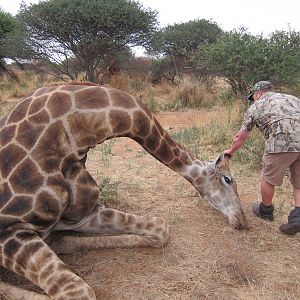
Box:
253 202 274 221
279 207 300 235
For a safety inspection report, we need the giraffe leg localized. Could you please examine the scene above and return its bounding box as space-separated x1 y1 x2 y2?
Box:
0 231 96 300
0 281 49 300
51 205 170 254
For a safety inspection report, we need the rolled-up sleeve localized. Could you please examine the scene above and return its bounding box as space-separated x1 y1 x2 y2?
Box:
241 107 256 132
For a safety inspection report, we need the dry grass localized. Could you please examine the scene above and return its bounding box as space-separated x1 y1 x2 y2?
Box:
170 77 218 108
0 71 56 117
0 71 53 100
109 74 225 111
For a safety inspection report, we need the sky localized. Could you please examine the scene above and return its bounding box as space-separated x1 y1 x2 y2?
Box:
1 0 299 55
1 0 299 34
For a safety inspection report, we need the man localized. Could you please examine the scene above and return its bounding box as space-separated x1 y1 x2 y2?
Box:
224 81 300 235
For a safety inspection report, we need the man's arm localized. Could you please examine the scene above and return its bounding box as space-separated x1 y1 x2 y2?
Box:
224 128 251 157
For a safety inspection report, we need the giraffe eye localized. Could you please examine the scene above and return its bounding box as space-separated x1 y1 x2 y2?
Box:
223 175 232 185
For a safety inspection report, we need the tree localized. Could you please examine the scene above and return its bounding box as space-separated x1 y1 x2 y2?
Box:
267 29 300 89
0 9 19 80
149 19 222 57
18 0 158 82
147 19 222 82
192 28 300 95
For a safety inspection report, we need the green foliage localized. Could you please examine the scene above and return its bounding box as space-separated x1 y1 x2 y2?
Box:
98 176 119 206
0 9 16 39
0 10 18 79
267 30 300 90
18 0 158 82
149 19 222 57
148 19 222 82
192 28 300 95
150 56 181 84
99 140 114 166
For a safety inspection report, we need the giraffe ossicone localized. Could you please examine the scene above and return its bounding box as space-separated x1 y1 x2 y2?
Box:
0 83 249 299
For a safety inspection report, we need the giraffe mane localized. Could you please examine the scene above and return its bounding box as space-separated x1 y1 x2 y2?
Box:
46 81 100 87
176 140 198 160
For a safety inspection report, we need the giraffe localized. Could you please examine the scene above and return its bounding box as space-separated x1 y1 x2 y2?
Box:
0 82 249 299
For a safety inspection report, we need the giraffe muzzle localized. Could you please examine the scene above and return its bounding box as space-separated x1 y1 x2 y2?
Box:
230 208 250 230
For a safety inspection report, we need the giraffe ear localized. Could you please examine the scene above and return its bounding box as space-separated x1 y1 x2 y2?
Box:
212 153 230 169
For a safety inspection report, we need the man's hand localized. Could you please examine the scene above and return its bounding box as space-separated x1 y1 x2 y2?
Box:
224 149 233 158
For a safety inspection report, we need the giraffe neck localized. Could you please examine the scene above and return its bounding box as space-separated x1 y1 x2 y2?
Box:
135 127 199 179
37 84 201 185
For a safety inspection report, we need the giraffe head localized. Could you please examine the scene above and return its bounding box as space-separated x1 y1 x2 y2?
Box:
190 153 249 230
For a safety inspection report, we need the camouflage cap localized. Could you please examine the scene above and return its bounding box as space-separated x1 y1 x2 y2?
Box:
247 81 274 101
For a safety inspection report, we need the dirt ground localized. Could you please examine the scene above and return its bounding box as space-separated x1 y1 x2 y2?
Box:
1 110 299 300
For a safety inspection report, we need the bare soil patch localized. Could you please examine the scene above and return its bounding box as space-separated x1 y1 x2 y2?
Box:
1 109 299 300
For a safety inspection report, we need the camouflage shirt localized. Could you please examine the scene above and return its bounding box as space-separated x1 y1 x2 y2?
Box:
241 92 300 153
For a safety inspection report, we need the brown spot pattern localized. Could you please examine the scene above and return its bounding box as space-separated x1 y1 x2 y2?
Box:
7 97 31 124
62 169 98 221
24 211 57 229
35 86 58 97
64 185 98 221
180 152 192 165
109 110 131 135
165 134 177 147
77 170 97 186
109 89 137 108
47 175 69 204
169 158 184 171
0 125 16 146
75 87 109 109
29 109 50 124
173 148 180 156
9 158 43 194
4 239 22 257
0 144 26 178
195 176 205 186
132 111 150 137
32 121 70 173
28 95 48 115
2 195 32 216
68 112 107 148
145 126 160 151
101 209 115 222
156 139 173 163
40 263 55 281
0 116 7 127
15 241 44 269
48 92 72 118
0 182 12 208
138 101 152 118
16 120 45 150
35 191 60 218
154 118 165 136
61 154 84 179
61 84 94 92
0 216 20 232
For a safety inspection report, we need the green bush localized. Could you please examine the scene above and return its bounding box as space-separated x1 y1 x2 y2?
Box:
192 28 300 97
